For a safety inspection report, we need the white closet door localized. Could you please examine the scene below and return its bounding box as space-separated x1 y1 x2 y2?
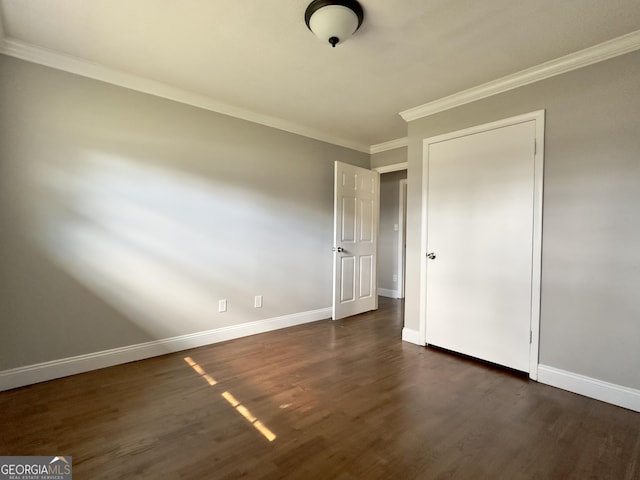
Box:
425 120 536 372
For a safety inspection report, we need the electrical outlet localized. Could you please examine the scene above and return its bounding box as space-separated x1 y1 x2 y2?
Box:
394 223 399 232
218 299 227 313
392 274 398 282
254 295 263 308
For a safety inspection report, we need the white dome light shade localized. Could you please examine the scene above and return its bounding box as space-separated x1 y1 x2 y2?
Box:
305 0 364 47
309 6 358 46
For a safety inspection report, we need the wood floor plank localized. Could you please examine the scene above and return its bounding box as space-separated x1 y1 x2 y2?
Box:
1 297 639 479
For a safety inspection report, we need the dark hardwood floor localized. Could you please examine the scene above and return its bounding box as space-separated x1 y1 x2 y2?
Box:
1 297 639 479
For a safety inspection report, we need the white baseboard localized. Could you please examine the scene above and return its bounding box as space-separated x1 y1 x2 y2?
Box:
538 364 640 413
0 307 331 392
379 288 400 298
401 327 423 346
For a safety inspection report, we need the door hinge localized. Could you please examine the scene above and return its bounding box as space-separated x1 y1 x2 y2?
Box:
530 330 533 344
533 139 537 155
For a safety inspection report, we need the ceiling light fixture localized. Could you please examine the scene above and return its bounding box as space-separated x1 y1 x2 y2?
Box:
305 0 364 48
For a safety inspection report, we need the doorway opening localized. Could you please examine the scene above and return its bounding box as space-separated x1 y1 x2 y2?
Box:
377 170 407 299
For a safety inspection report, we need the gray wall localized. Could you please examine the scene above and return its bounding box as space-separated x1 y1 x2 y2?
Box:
0 55 369 370
404 50 640 390
371 146 407 169
379 170 407 293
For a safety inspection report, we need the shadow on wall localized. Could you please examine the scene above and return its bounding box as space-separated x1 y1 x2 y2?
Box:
28 150 328 341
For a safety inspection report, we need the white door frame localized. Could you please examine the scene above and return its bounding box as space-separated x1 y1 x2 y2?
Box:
418 110 545 380
397 179 408 299
373 163 408 300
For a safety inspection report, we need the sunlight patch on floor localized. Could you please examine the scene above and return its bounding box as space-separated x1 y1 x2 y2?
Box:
184 356 276 442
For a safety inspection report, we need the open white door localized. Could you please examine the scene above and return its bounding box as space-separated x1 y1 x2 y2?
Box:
333 161 380 320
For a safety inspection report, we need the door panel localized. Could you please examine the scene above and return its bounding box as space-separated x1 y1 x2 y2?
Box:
340 256 355 302
425 121 536 372
359 255 373 298
342 197 356 242
360 199 374 242
333 162 379 320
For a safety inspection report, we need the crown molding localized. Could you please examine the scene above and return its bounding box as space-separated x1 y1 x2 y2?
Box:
400 29 640 122
5 28 639 152
373 162 408 174
0 38 371 153
370 137 408 154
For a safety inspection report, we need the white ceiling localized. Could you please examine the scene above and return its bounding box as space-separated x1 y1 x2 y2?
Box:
1 0 640 151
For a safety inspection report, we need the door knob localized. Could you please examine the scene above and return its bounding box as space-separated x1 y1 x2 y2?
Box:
427 252 436 260
333 247 344 253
